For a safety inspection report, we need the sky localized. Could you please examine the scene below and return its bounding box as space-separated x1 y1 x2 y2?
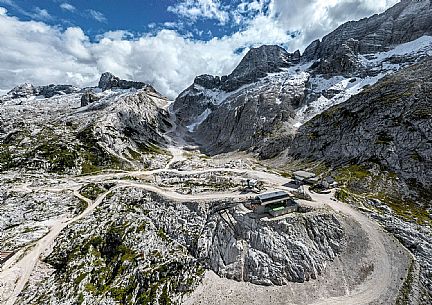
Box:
0 0 400 98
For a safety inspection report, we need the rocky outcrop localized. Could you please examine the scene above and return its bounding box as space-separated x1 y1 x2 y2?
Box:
173 45 301 128
371 210 432 302
194 85 301 157
7 83 37 99
38 84 80 98
80 90 100 107
198 210 344 285
6 83 80 99
221 45 300 92
173 46 309 157
16 188 346 304
98 72 157 93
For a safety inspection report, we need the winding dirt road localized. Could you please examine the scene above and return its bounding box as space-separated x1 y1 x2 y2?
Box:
0 126 411 305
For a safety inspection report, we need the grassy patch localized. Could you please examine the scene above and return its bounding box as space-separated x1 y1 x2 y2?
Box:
369 193 431 225
396 260 414 305
335 164 370 184
334 164 431 225
79 183 106 201
76 199 88 214
76 126 124 174
127 147 142 161
138 142 169 155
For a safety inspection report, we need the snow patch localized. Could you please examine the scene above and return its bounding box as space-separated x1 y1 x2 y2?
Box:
360 35 432 66
187 108 212 132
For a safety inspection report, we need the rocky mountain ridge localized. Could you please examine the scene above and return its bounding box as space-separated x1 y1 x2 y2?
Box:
173 0 432 159
0 1 431 304
0 73 172 175
303 0 432 74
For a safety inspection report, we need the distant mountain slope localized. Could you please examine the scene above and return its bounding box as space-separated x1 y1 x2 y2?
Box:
0 73 172 174
173 0 432 158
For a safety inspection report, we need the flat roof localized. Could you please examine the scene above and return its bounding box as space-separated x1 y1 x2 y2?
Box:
255 191 290 204
256 191 289 200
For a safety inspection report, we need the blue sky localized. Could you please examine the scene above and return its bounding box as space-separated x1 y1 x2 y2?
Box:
0 0 272 41
0 0 399 97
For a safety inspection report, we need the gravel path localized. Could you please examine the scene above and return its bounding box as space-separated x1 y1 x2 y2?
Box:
0 159 412 305
183 189 412 305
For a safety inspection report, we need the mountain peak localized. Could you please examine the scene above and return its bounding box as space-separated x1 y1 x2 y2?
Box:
98 72 156 93
303 0 432 61
227 45 299 85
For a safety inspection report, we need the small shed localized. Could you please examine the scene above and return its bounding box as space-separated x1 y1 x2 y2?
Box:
293 171 318 185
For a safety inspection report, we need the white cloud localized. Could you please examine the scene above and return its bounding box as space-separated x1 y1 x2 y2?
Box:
33 7 51 20
60 3 76 12
268 0 400 50
0 0 401 98
0 6 7 15
87 9 106 23
96 30 134 41
0 0 53 20
168 0 229 25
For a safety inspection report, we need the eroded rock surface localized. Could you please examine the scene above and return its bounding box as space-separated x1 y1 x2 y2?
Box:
16 188 346 304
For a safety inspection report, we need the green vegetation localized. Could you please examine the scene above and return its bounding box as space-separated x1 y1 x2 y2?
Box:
30 142 79 172
157 227 169 241
411 106 432 119
74 273 86 285
44 215 207 305
375 131 394 144
138 142 169 155
126 147 142 160
335 164 369 184
0 145 12 170
307 132 319 140
410 152 422 161
335 189 350 202
334 164 431 225
76 199 88 214
79 183 107 201
0 125 127 174
77 126 125 174
396 260 415 305
370 193 431 225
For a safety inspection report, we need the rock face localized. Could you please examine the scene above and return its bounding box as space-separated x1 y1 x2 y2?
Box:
289 58 432 203
198 210 344 285
303 0 432 74
98 72 157 93
80 90 100 107
173 45 302 128
221 45 300 92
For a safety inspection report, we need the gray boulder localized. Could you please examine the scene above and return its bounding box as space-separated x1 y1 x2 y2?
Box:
80 91 100 107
